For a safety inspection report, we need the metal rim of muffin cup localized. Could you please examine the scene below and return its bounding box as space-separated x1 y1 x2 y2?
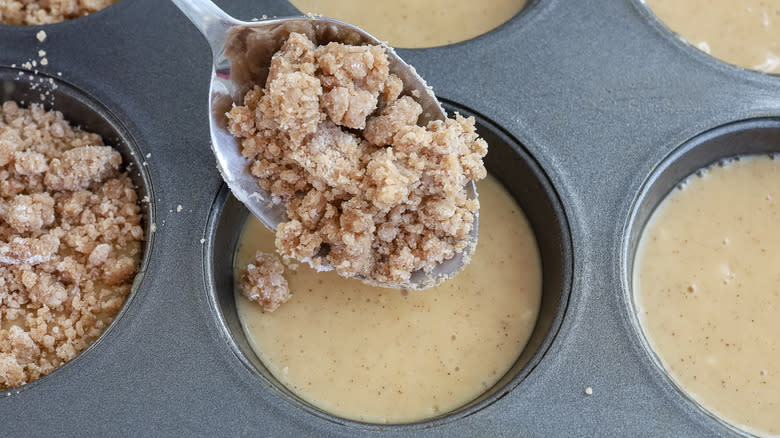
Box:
0 66 156 397
622 118 780 437
203 99 574 430
631 0 780 79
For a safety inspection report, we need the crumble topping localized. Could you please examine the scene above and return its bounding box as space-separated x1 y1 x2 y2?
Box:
240 251 291 313
227 32 487 288
0 0 118 25
0 101 143 390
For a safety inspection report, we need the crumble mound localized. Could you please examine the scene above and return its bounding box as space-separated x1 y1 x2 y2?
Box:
0 101 143 390
0 0 117 25
240 251 290 313
227 32 487 287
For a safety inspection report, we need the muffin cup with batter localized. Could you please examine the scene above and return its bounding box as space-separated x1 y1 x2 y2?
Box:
206 101 572 427
626 119 780 438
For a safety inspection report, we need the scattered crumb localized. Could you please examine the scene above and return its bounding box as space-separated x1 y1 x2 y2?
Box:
226 32 487 287
585 387 593 396
37 50 46 57
0 102 143 390
200 238 206 244
40 58 48 66
35 30 46 42
1 1 117 26
176 205 182 213
240 251 291 312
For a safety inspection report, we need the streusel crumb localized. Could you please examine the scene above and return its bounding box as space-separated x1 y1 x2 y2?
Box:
0 0 118 25
0 102 143 390
227 32 487 287
241 251 290 313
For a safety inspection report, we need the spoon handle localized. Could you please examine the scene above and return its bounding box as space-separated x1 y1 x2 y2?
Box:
170 0 239 56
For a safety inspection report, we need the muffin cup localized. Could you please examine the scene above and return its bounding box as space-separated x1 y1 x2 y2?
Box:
0 66 155 396
623 118 780 437
204 99 572 430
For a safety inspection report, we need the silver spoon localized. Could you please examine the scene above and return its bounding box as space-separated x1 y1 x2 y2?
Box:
171 0 478 289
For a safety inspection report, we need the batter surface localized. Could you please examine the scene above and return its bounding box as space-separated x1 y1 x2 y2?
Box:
634 155 780 437
235 174 542 423
288 0 528 48
645 0 780 74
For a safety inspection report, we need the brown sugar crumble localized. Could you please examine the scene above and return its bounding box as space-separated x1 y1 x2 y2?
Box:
0 102 143 390
240 251 291 313
0 0 117 25
227 32 487 287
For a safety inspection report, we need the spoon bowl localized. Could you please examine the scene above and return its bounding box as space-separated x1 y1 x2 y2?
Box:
171 0 478 289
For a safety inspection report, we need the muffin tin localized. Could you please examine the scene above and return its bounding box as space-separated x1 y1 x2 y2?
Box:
1 0 779 436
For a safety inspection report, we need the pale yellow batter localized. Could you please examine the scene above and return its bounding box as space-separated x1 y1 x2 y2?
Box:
645 0 780 74
288 0 528 48
634 155 780 437
235 175 542 423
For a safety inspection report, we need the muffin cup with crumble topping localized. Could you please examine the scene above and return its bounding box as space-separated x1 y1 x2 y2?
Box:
0 67 153 392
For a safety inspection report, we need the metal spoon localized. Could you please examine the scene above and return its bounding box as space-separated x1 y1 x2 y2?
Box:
170 0 478 289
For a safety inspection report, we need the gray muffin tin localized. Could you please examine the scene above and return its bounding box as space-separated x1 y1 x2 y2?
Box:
1 0 779 436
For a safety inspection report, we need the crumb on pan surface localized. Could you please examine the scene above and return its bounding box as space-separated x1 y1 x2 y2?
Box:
0 102 143 390
226 32 487 287
0 0 118 25
240 251 290 313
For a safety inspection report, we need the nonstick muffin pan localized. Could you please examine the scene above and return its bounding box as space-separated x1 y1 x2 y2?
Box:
1 0 779 436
